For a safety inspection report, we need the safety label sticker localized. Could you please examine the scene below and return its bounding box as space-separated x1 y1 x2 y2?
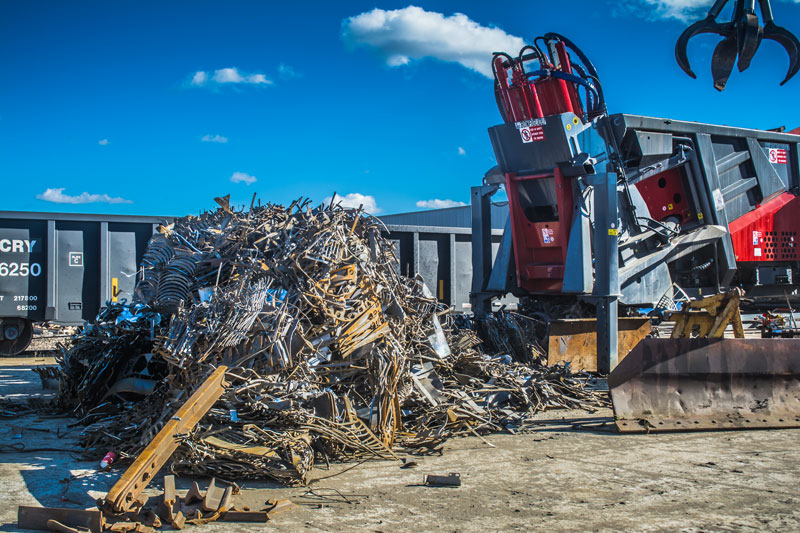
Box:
541 227 554 243
752 230 761 245
520 125 545 144
514 118 547 129
712 188 725 211
769 148 788 164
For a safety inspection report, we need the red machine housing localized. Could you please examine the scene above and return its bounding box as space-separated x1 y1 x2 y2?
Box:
633 168 695 224
729 192 800 263
493 42 584 123
494 41 588 293
506 168 575 293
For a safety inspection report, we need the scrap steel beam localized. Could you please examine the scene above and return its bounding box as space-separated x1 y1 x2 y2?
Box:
102 365 228 514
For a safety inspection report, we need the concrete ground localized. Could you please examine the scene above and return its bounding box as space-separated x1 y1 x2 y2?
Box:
2 357 799 532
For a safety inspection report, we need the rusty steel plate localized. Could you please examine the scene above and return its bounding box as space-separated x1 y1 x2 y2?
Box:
609 338 800 432
18 506 103 532
548 318 651 372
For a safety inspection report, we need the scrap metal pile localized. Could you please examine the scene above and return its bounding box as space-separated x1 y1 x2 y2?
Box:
57 196 607 485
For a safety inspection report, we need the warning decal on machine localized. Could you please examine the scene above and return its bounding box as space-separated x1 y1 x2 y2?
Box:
753 230 761 245
712 188 725 211
520 125 545 144
769 148 788 164
541 228 554 243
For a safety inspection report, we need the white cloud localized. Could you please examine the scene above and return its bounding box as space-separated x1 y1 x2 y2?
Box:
324 192 381 214
631 0 712 21
457 146 466 155
191 71 208 85
626 0 798 21
213 68 244 83
342 6 525 78
416 198 467 209
37 188 132 204
98 139 109 146
190 67 272 87
245 73 270 84
278 63 300 79
202 134 228 143
230 172 257 185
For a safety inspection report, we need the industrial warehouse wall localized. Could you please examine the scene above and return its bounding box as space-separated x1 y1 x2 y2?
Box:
384 225 516 313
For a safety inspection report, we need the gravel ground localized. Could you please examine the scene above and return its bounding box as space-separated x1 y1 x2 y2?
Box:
1 358 798 532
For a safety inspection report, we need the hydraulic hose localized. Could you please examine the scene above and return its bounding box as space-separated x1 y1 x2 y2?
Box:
542 32 600 79
525 69 601 116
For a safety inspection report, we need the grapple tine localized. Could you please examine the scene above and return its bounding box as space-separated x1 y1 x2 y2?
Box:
675 20 733 79
676 21 705 78
712 36 739 90
676 0 734 78
736 12 763 71
762 21 800 85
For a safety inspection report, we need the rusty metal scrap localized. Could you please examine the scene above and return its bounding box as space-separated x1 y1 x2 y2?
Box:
17 506 103 533
156 476 276 529
668 290 746 339
54 196 607 488
102 365 229 514
424 473 462 487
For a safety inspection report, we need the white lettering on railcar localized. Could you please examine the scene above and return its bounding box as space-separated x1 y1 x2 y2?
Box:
0 239 36 253
0 262 41 277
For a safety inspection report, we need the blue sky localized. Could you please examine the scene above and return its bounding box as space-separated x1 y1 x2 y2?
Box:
1 0 799 216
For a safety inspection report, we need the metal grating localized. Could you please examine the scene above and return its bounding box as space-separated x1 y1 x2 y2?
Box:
764 231 798 260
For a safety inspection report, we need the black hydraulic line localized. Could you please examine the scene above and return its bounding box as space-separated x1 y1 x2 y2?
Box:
525 69 600 101
672 136 712 227
518 45 546 65
689 258 714 272
596 115 641 231
569 63 595 113
533 33 607 116
542 32 601 79
533 36 553 67
584 74 607 117
635 216 680 238
673 137 716 226
491 52 514 77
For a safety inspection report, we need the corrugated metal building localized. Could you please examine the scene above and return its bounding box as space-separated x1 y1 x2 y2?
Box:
379 204 509 229
379 204 515 312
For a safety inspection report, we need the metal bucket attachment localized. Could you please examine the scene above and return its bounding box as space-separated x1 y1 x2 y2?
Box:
609 338 800 433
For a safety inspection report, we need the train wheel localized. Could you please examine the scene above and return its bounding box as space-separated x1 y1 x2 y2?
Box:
0 319 34 356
